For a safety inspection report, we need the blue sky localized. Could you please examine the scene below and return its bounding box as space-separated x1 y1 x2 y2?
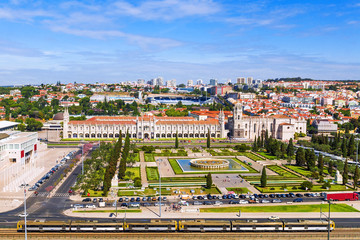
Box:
0 0 359 85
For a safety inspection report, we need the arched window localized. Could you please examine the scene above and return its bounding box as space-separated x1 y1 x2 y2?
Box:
245 123 248 128
238 124 240 129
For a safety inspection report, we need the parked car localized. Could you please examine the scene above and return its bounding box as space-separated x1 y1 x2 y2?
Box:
193 201 203 205
82 198 91 202
296 193 303 197
214 201 223 206
261 199 270 203
272 199 282 203
293 198 303 202
73 204 84 208
18 213 28 217
86 204 96 209
118 198 123 202
268 216 280 220
121 203 128 207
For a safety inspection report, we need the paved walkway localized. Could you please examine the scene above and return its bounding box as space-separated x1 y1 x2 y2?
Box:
139 151 149 188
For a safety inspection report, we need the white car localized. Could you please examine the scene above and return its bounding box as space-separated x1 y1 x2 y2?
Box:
269 216 280 220
239 200 249 204
214 201 223 206
18 213 28 217
73 204 84 208
86 204 96 209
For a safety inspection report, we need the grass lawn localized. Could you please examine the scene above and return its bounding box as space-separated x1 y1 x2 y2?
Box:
48 143 79 146
146 167 159 181
124 167 140 180
82 189 105 197
133 153 140 162
258 152 279 160
161 177 206 182
285 165 313 177
144 153 155 162
74 209 141 213
226 187 250 194
200 204 359 213
240 152 265 161
168 158 183 174
267 165 300 178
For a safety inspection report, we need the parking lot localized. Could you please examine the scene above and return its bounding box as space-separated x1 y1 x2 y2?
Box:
70 192 325 210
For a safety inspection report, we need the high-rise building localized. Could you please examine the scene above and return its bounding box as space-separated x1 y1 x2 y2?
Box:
196 79 203 85
137 79 145 85
156 77 164 86
166 79 176 87
209 79 218 86
236 77 246 84
247 77 253 85
187 79 193 86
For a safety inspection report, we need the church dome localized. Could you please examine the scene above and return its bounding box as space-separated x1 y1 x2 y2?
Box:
53 112 64 120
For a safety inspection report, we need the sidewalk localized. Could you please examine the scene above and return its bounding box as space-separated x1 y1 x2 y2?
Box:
139 151 149 188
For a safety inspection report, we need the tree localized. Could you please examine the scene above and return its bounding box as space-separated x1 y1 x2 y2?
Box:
287 138 295 158
348 135 355 157
118 131 130 179
318 154 324 175
328 161 334 175
260 166 267 188
306 149 316 171
343 159 349 185
252 136 258 152
354 165 359 188
175 131 179 149
206 173 212 189
300 181 313 190
207 128 211 148
341 137 347 158
295 147 306 166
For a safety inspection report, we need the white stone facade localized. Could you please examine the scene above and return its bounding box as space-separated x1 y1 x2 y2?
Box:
229 103 307 141
64 108 227 139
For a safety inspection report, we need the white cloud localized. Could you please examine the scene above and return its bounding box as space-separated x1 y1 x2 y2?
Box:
49 25 182 49
111 0 221 20
0 7 55 21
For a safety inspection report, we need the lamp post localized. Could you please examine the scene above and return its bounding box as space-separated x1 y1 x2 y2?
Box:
20 183 29 240
328 200 331 240
81 140 85 175
157 158 162 217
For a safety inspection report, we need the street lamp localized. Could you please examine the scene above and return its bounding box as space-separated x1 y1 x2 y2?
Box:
20 183 29 240
81 140 85 175
156 158 162 217
327 200 332 240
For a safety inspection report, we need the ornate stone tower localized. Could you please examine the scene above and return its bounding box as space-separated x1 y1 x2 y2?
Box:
232 102 243 138
63 106 69 139
219 109 225 138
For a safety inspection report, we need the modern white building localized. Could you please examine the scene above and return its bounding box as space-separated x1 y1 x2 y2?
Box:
0 131 40 192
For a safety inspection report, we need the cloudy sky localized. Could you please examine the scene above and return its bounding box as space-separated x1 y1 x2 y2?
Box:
0 0 359 85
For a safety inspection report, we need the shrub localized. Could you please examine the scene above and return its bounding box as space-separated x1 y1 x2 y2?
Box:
292 186 297 190
270 187 275 190
300 181 313 190
134 179 142 188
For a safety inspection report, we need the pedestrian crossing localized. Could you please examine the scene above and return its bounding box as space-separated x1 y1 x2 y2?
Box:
30 192 70 197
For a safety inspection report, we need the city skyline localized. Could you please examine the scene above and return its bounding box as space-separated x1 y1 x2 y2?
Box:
0 0 359 85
